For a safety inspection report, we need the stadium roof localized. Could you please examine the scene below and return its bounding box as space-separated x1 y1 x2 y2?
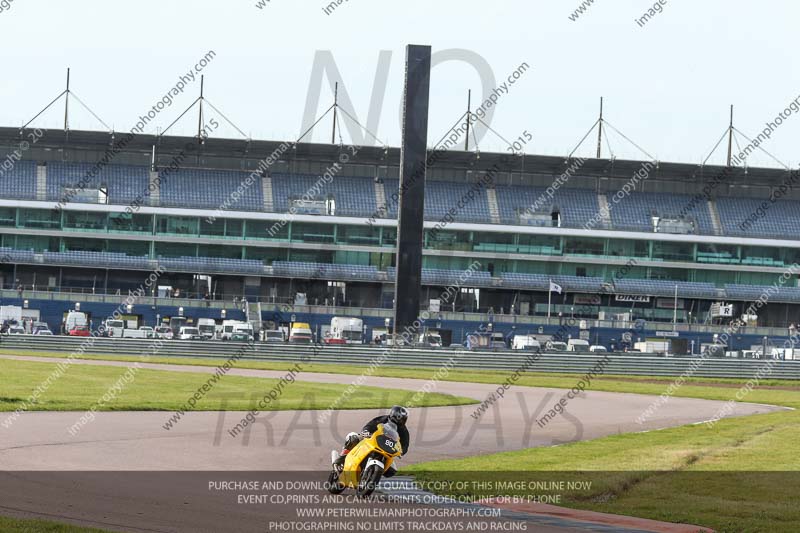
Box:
0 126 794 188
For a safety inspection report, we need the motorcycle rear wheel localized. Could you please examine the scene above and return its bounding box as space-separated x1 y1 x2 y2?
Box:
326 470 346 494
356 465 383 498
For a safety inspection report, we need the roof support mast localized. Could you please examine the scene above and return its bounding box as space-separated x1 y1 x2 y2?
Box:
197 75 205 141
464 89 471 151
64 68 70 131
726 104 734 167
596 96 603 159
331 82 338 144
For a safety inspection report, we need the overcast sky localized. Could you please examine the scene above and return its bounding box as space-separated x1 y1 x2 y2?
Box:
0 0 797 169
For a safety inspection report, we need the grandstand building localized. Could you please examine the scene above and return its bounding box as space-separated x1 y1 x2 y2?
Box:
2 126 800 350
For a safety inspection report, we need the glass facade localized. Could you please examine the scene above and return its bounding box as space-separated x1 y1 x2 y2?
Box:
1 206 798 288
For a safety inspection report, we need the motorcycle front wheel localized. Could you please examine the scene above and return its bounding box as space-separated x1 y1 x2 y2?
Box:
356 464 383 498
326 470 346 494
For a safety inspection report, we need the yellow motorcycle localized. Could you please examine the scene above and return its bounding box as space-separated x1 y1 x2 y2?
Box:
327 422 403 497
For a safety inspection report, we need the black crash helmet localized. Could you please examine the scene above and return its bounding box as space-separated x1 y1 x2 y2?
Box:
388 405 409 426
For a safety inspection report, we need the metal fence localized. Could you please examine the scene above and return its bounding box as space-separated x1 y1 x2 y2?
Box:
2 336 799 380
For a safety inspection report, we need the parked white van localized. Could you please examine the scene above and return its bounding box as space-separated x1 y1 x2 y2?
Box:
512 335 541 351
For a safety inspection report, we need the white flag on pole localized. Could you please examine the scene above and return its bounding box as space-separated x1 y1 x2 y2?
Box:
549 281 562 294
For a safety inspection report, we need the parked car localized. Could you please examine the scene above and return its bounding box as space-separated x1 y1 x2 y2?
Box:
138 326 155 338
68 325 91 337
230 332 252 342
8 326 25 335
589 345 608 353
154 326 174 340
263 330 285 343
33 329 54 336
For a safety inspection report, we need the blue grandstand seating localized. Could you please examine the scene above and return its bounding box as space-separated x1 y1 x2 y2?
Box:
46 162 150 205
271 173 376 217
43 251 152 269
273 261 380 281
725 284 800 303
382 180 492 223
609 192 713 234
500 273 604 292
0 160 37 200
0 246 36 263
494 185 601 229
158 168 263 211
156 256 265 275
386 267 493 287
716 197 800 238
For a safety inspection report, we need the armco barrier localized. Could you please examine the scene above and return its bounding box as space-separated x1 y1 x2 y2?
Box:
1 336 799 380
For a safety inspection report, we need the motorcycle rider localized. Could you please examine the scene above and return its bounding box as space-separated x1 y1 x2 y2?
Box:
332 406 409 477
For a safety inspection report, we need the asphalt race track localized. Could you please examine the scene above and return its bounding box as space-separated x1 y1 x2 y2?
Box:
0 354 784 470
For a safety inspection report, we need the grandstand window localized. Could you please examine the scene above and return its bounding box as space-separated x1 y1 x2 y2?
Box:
226 219 244 238
155 241 197 258
425 230 467 251
244 247 286 263
564 237 604 256
200 219 225 237
64 211 107 231
18 208 60 229
245 220 287 240
198 244 241 259
337 224 380 246
64 238 104 253
289 250 334 263
14 235 59 252
653 241 694 262
292 222 334 244
334 250 371 266
607 239 647 258
380 228 397 247
107 240 149 256
156 215 198 236
0 207 14 226
108 213 152 234
740 245 782 266
697 243 737 264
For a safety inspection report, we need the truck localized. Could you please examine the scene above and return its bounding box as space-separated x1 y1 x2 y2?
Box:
567 339 591 352
0 306 22 325
416 330 443 348
221 320 254 341
325 317 363 345
168 316 189 336
289 322 313 344
197 318 218 340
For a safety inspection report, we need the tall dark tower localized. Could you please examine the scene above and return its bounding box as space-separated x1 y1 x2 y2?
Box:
392 44 432 340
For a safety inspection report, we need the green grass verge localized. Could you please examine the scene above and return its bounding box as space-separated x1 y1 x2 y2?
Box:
0 516 110 532
0 358 475 412
3 348 798 392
